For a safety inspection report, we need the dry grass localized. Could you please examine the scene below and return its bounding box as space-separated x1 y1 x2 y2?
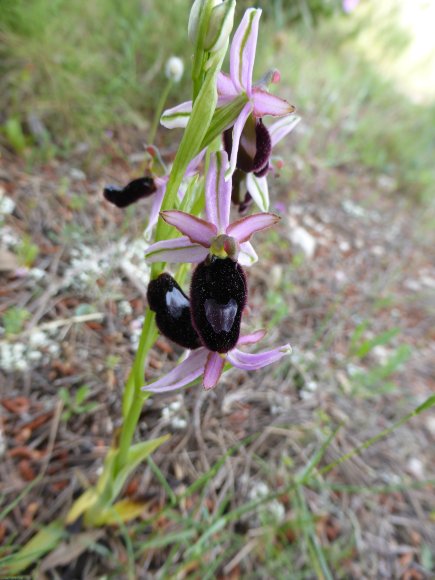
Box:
1 121 434 577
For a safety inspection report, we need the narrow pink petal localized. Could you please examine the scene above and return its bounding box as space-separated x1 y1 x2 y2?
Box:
143 349 208 393
226 212 280 243
230 8 261 94
217 95 238 108
203 351 225 390
227 344 291 371
160 101 193 129
246 173 269 212
145 237 208 263
227 102 252 179
251 89 295 118
237 329 267 346
205 151 231 232
269 115 301 147
161 210 217 246
144 183 166 238
238 242 258 267
217 72 239 98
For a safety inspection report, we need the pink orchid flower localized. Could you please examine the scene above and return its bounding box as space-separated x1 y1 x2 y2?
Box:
144 150 279 267
235 114 301 212
161 8 295 178
143 328 291 392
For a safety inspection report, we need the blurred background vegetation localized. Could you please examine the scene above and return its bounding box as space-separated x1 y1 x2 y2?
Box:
1 0 434 203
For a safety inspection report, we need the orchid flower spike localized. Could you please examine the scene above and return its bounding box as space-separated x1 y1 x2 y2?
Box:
161 8 296 180
145 150 279 267
142 328 291 392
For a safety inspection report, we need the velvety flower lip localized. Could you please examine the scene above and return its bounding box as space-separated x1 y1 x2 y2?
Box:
190 257 247 353
147 273 202 350
142 329 291 393
103 177 157 208
145 150 279 267
160 8 296 179
103 150 205 237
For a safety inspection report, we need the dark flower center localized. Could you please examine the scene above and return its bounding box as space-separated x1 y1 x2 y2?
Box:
104 176 156 208
190 257 247 353
147 273 201 350
223 117 272 177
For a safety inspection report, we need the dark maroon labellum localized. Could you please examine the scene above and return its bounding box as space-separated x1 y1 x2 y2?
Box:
147 273 201 350
190 257 247 353
104 177 156 208
224 117 272 177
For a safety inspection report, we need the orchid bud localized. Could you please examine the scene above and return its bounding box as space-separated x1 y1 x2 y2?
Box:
188 0 235 53
165 56 184 83
204 0 236 52
103 177 156 208
147 273 201 350
188 0 202 45
190 257 247 353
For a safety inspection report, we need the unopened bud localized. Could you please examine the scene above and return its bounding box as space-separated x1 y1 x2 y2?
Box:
189 0 235 53
256 69 282 91
204 0 236 52
188 0 203 45
165 56 184 83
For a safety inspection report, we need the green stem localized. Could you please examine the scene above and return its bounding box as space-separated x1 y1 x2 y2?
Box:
122 308 156 418
148 79 173 145
116 308 156 475
115 263 190 477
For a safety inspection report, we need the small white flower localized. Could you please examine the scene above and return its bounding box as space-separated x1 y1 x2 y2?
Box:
29 330 49 348
268 499 286 522
0 191 15 215
29 268 46 281
28 350 43 362
248 481 269 501
171 416 188 430
165 56 184 83
118 300 133 316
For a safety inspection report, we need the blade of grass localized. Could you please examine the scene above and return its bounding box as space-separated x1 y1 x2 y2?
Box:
147 456 177 506
295 484 334 580
319 395 435 476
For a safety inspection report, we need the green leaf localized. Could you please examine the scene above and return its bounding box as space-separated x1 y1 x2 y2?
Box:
58 387 70 404
93 499 150 526
137 529 197 552
75 384 90 405
200 93 249 151
2 306 30 336
0 521 64 575
415 394 435 414
113 435 170 498
3 117 27 154
354 327 400 358
65 489 98 525
81 402 99 414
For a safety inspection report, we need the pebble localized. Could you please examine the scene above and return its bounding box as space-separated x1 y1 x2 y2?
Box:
290 227 317 259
